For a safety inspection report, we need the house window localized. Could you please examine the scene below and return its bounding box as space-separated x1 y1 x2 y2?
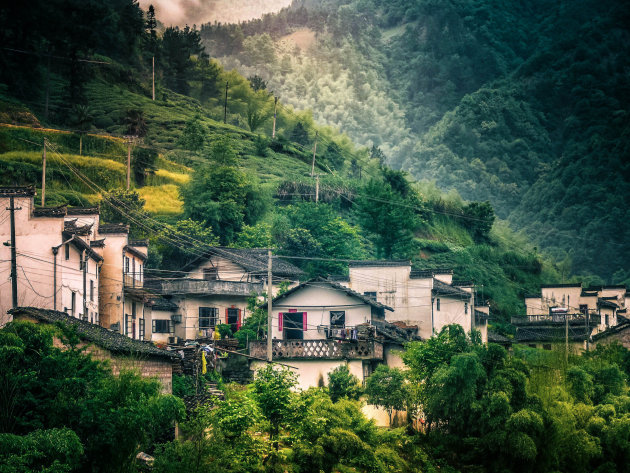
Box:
203 267 218 280
363 291 376 301
139 318 145 340
85 259 88 273
125 256 130 273
199 307 218 328
71 291 76 317
65 243 69 260
465 302 468 314
132 258 136 280
330 311 345 328
139 264 142 283
153 319 173 333
125 314 131 335
580 304 588 316
436 298 441 311
90 280 94 301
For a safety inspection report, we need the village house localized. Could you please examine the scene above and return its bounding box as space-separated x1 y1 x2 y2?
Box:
149 247 303 342
518 282 628 349
249 278 396 389
10 306 176 392
0 187 103 325
94 223 150 341
338 261 484 341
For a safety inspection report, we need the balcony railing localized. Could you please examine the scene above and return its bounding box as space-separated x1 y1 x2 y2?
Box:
124 272 143 288
512 313 599 325
249 339 383 360
158 278 263 296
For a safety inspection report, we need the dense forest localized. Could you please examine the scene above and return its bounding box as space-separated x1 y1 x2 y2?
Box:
199 0 630 283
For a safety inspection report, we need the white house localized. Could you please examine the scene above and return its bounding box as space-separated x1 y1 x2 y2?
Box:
249 278 395 390
94 223 150 341
0 187 103 325
150 247 304 342
340 261 482 341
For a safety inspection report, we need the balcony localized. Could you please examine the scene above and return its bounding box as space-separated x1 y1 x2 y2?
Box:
512 313 599 325
124 272 143 288
158 278 263 297
249 339 383 360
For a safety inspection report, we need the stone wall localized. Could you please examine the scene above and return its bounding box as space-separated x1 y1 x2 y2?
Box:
593 325 630 350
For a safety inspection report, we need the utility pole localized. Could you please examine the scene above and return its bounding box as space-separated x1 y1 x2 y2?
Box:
82 250 87 321
585 309 590 351
267 249 273 362
565 312 569 363
126 137 132 190
8 197 20 309
223 81 229 124
152 56 155 101
310 131 318 177
272 96 278 138
44 51 51 120
41 139 47 206
315 174 320 203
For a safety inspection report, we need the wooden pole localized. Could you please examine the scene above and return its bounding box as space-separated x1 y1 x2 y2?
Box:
126 138 131 190
8 197 19 309
224 81 229 124
311 131 318 177
272 96 278 138
41 139 47 206
565 312 569 363
152 56 155 101
315 174 319 202
267 249 273 362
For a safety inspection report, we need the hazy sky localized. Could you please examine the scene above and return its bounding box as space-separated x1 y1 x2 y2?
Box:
139 0 292 27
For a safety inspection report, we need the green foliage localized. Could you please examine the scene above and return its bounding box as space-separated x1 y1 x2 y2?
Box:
132 146 158 186
181 147 268 244
149 218 218 270
0 321 184 473
0 428 83 473
327 364 363 403
99 188 149 238
365 365 406 424
252 365 297 442
178 116 206 151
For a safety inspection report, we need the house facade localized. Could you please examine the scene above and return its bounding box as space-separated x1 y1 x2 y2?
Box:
149 247 303 342
93 223 150 341
340 261 483 341
249 278 393 390
0 187 103 325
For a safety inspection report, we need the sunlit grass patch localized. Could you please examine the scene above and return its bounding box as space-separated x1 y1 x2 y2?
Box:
138 184 183 215
146 169 190 186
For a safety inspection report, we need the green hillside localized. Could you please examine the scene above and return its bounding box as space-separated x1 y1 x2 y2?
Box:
199 0 630 283
0 0 567 325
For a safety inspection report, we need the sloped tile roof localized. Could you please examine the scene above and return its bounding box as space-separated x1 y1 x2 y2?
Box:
0 186 36 197
268 277 394 312
186 247 304 279
515 324 589 342
9 307 175 359
348 259 410 267
67 206 99 215
432 278 471 299
98 223 129 234
33 206 66 218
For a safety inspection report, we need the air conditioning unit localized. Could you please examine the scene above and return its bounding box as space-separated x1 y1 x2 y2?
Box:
168 336 180 344
171 314 182 324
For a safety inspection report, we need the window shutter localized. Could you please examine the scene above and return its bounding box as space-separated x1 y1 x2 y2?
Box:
225 308 229 324
152 320 156 332
169 320 174 334
237 309 241 330
303 312 307 332
279 312 283 331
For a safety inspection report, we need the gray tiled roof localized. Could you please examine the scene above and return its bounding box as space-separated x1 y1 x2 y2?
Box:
0 186 36 197
9 307 175 359
432 279 471 299
186 247 304 279
268 278 394 312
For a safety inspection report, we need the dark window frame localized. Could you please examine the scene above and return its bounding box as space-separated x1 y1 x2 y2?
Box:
199 307 219 329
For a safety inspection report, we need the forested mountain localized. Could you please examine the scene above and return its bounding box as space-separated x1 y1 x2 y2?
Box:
199 0 630 283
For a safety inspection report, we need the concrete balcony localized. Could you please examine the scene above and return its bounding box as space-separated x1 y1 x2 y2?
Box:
249 339 383 360
158 278 263 297
124 273 143 288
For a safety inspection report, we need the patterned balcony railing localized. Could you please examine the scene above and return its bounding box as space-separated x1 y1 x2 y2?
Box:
249 339 383 360
158 279 263 296
512 313 599 325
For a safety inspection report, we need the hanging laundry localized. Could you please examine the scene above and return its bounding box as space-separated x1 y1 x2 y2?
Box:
201 351 207 374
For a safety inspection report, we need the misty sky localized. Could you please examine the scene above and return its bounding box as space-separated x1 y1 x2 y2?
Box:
138 0 292 27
